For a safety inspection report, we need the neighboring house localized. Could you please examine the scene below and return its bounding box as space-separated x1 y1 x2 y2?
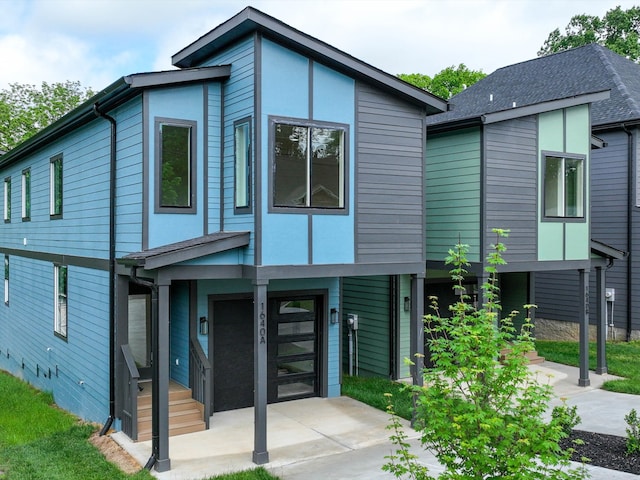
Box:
531 44 640 344
0 7 446 472
342 50 618 384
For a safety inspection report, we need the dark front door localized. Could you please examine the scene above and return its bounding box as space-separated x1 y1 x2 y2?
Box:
210 294 322 412
212 298 254 412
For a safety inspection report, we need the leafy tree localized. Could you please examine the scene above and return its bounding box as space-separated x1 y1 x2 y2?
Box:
398 64 487 99
0 81 94 152
383 230 588 480
538 6 640 62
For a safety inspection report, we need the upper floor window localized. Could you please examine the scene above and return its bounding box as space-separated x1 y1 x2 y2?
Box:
50 154 63 218
3 177 10 222
234 118 251 211
543 154 585 219
54 264 68 338
156 119 196 213
22 168 30 221
272 119 346 210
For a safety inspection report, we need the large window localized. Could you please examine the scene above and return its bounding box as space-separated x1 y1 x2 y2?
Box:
54 264 68 338
544 154 584 218
235 119 251 211
50 154 63 218
3 177 10 222
272 120 346 210
22 168 30 221
156 119 196 212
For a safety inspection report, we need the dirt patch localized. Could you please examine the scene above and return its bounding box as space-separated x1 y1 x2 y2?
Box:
90 431 142 475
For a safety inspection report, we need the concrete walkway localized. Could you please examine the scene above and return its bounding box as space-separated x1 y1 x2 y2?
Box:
111 362 639 479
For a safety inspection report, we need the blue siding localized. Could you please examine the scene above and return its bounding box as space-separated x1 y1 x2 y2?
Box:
260 40 356 266
170 282 190 386
207 82 222 233
147 85 205 248
0 258 109 423
115 97 144 257
203 36 256 262
1 120 111 258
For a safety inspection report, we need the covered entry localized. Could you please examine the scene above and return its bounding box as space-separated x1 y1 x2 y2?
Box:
210 293 322 412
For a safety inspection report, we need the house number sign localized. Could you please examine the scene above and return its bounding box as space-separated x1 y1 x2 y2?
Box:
259 302 266 344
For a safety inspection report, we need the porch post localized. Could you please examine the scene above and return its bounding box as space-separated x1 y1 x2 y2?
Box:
578 269 590 387
253 279 269 465
595 266 607 374
410 274 425 387
154 282 171 472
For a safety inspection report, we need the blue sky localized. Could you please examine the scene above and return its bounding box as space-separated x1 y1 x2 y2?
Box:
0 0 638 92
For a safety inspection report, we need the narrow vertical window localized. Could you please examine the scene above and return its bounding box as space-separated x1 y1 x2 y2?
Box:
50 155 63 218
156 119 196 212
54 264 68 338
234 119 251 210
22 168 30 221
4 255 8 305
3 177 10 222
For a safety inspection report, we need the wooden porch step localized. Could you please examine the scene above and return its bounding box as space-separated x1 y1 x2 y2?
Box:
499 348 545 365
136 382 206 442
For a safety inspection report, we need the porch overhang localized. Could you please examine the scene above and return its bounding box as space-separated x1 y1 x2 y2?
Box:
591 238 626 267
117 231 250 270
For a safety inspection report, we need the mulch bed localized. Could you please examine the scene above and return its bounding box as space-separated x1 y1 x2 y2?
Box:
560 429 640 475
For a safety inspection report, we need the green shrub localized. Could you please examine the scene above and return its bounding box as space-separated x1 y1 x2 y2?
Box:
625 408 640 455
383 230 588 480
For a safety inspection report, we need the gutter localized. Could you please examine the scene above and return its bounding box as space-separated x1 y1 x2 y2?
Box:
622 124 634 341
93 104 117 435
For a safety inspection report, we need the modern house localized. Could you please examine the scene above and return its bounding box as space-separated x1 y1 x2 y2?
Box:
341 49 621 384
531 44 640 344
0 7 446 472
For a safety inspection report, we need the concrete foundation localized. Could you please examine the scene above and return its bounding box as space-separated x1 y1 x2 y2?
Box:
534 317 640 342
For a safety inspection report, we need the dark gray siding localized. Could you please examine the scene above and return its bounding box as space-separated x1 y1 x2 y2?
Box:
484 116 538 263
536 129 632 330
630 128 640 333
355 82 424 264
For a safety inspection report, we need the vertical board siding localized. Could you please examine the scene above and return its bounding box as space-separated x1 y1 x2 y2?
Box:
356 83 424 263
0 258 109 423
341 276 390 377
484 117 537 263
207 82 222 233
398 274 411 378
170 281 190 386
426 128 481 262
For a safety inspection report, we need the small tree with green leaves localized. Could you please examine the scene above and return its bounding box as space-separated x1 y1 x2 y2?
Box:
384 230 588 480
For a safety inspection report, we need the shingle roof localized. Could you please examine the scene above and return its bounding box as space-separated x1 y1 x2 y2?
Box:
427 44 640 127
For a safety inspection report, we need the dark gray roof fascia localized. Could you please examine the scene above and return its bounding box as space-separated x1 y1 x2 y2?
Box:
118 231 250 270
172 7 448 114
591 239 626 260
0 66 231 169
124 65 231 88
481 90 610 124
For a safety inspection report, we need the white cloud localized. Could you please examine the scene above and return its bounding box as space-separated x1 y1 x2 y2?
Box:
0 0 639 91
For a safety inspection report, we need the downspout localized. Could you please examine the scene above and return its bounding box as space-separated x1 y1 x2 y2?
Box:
93 104 117 435
129 267 159 471
622 124 633 341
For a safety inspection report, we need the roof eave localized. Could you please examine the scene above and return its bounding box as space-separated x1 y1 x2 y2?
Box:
172 7 448 114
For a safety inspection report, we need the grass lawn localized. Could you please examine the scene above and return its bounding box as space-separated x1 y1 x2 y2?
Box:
535 340 640 395
342 375 414 421
0 371 279 480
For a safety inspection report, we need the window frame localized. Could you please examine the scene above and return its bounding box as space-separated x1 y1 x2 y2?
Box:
234 117 252 213
22 168 30 221
50 154 63 219
154 118 197 214
3 176 10 223
269 116 349 214
54 264 68 339
542 151 586 222
4 255 8 306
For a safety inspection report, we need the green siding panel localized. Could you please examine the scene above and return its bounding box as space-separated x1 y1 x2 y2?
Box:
342 276 391 377
565 104 590 155
538 110 564 152
426 128 481 263
398 274 411 379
